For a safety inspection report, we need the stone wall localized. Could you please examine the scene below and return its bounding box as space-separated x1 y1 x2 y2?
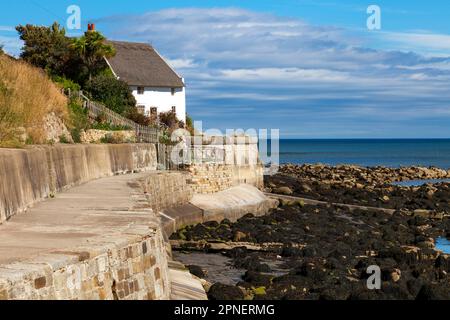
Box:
185 137 265 194
0 144 157 224
186 164 264 194
80 129 136 144
186 164 233 194
138 172 193 211
0 227 170 300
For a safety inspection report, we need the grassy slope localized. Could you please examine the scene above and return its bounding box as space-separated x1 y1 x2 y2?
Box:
0 54 68 147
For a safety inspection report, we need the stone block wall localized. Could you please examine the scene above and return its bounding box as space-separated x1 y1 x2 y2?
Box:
186 164 234 194
0 144 157 223
80 129 136 144
0 227 170 300
186 164 264 194
138 172 193 211
184 138 265 194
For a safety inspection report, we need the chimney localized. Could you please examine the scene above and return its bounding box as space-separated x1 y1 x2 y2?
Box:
87 23 95 31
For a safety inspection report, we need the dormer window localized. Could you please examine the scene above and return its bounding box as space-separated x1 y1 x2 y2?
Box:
137 87 145 95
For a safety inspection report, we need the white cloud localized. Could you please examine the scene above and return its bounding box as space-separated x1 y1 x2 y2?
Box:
220 68 349 82
97 8 450 137
166 58 198 69
374 31 450 56
0 25 14 32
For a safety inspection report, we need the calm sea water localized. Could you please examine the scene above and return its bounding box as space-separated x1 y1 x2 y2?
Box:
269 139 450 169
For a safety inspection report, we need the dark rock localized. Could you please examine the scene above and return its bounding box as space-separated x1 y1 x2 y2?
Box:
187 265 206 278
208 283 244 300
416 284 450 300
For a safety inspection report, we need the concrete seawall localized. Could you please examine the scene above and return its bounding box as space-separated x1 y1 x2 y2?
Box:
0 143 274 300
0 144 157 224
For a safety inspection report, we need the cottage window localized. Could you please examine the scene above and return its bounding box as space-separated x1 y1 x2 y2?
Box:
150 107 158 116
171 88 176 96
172 106 176 114
137 87 145 95
137 105 145 115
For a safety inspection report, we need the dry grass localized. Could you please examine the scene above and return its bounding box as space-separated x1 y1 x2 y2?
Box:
0 54 68 147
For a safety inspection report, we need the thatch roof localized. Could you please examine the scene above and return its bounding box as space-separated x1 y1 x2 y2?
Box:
105 41 184 88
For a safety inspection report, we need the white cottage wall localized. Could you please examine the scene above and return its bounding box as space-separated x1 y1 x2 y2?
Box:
131 86 186 124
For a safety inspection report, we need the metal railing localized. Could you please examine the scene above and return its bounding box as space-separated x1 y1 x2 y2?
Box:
65 89 161 144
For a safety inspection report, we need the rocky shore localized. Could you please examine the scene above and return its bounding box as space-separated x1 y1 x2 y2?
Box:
266 164 450 213
171 164 450 300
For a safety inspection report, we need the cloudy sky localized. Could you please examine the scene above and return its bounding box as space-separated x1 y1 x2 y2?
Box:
2 1 450 138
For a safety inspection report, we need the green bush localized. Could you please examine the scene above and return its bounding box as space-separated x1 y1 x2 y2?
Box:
53 76 80 92
68 99 89 143
85 74 136 115
186 114 195 135
100 133 122 144
125 107 154 126
159 111 183 131
91 122 131 131
59 134 71 144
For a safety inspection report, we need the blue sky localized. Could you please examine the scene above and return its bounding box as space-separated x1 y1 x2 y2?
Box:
2 1 450 138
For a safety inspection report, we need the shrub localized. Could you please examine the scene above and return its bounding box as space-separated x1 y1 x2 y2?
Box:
85 74 136 115
100 133 122 144
159 111 183 131
59 134 71 144
53 76 81 92
186 114 195 135
125 107 154 126
91 122 131 131
67 99 89 143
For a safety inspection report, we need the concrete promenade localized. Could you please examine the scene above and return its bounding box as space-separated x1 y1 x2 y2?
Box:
0 173 157 265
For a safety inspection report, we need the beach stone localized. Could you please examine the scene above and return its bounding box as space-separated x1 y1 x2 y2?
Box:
187 265 207 279
208 283 244 300
274 186 293 195
233 231 248 242
416 284 449 300
390 269 402 283
413 209 432 218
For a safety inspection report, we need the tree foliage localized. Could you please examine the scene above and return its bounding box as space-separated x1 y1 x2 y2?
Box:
85 74 136 115
16 23 115 85
71 30 115 81
16 23 80 79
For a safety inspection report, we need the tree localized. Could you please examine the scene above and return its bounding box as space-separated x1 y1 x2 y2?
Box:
16 22 79 78
71 30 115 81
85 74 136 115
0 45 4 54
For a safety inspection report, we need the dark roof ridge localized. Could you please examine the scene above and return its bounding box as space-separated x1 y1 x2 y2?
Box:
105 40 185 88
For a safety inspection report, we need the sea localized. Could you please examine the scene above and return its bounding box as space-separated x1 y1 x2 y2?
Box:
268 139 450 169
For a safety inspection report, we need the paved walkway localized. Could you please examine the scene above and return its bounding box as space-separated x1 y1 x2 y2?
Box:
0 172 157 265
